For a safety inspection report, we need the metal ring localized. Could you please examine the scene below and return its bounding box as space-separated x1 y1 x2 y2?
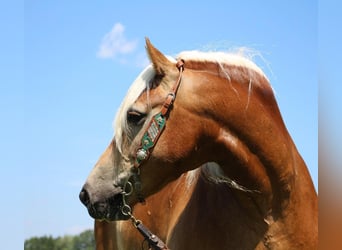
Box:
121 204 132 216
133 219 142 228
123 181 133 196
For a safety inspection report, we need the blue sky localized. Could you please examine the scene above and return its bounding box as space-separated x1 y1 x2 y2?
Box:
1 1 327 249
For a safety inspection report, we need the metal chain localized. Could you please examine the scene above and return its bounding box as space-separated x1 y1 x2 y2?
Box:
120 181 169 250
121 181 142 227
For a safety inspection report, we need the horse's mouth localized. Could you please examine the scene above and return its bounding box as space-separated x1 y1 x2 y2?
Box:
84 194 130 221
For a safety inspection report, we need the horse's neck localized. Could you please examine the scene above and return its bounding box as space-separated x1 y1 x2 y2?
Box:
190 71 317 247
194 71 317 225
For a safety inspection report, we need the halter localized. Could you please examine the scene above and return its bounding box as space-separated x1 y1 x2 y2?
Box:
121 60 184 250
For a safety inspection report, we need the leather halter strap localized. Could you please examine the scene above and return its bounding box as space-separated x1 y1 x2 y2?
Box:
160 60 185 116
133 60 184 168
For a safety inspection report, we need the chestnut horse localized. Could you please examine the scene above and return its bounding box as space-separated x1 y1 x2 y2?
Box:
80 39 317 249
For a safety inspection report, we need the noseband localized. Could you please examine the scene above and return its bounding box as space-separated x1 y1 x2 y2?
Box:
120 60 184 250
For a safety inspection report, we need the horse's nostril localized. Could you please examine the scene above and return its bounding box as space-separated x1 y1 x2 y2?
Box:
79 188 90 206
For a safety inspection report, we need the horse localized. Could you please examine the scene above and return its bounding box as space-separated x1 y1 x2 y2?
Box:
80 38 318 249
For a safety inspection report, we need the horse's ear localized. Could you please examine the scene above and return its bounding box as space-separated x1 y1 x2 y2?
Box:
145 38 174 76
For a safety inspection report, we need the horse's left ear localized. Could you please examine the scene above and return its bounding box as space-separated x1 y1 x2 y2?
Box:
145 38 175 76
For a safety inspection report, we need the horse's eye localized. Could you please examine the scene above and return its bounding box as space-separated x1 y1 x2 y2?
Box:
127 109 146 125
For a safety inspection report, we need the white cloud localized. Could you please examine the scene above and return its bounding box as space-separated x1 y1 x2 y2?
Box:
97 23 138 59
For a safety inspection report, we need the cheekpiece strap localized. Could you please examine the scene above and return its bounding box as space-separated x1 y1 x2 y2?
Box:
134 60 184 168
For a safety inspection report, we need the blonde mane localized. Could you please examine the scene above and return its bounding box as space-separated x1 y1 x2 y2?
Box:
177 50 268 80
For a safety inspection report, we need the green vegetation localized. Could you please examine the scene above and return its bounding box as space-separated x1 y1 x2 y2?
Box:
24 229 95 250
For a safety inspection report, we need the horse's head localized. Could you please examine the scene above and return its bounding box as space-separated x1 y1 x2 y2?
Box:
80 39 211 220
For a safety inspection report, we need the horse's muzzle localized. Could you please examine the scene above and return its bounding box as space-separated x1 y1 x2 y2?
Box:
79 186 130 221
